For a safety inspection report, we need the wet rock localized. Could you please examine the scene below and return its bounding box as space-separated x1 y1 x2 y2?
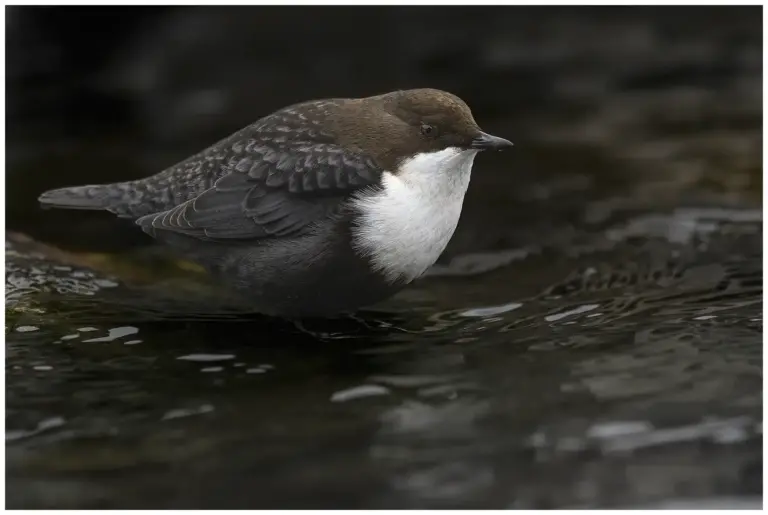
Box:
4 233 269 325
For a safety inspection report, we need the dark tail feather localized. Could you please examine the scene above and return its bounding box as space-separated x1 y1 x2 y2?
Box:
38 183 140 217
38 184 113 210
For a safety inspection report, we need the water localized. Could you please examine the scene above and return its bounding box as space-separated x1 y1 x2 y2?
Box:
6 190 762 508
5 8 762 507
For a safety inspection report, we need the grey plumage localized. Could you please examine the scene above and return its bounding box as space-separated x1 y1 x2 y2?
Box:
37 88 505 317
40 99 384 241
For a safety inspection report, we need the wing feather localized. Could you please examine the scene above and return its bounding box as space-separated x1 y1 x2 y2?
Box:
136 139 381 242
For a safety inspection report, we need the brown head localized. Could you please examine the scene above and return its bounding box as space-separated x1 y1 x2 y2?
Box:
329 88 512 170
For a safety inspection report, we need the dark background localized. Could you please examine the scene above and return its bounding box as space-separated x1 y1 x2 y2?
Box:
5 7 763 509
7 5 762 254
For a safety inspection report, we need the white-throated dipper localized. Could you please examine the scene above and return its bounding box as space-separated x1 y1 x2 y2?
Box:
39 88 513 317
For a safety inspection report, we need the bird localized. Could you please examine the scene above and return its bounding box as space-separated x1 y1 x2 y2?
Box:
38 88 513 318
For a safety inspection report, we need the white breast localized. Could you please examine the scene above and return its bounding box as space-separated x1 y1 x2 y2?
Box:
350 147 478 283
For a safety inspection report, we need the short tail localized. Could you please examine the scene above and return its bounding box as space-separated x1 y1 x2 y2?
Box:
38 184 112 210
38 183 137 217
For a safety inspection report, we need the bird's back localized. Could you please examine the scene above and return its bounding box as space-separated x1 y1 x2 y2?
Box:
38 98 347 219
37 125 249 219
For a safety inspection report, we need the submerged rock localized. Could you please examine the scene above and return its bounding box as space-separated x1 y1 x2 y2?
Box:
5 233 255 326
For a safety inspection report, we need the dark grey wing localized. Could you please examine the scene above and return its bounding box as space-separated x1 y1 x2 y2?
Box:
136 141 382 241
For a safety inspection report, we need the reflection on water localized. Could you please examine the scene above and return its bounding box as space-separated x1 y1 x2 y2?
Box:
5 12 763 502
6 196 761 507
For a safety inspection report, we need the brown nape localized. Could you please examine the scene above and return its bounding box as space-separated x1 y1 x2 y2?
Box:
329 88 483 171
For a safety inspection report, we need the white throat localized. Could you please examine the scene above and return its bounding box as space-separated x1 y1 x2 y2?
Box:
350 147 478 283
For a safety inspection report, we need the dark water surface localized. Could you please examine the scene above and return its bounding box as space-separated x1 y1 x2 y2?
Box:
6 7 763 508
7 164 762 508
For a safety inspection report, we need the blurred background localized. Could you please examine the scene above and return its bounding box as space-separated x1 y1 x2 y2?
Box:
5 6 763 510
6 5 761 253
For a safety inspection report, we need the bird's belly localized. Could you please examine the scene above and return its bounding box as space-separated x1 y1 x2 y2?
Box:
349 150 475 284
359 202 462 282
199 224 403 318
351 182 467 283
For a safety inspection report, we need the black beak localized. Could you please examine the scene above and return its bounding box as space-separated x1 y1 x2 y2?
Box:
471 131 514 151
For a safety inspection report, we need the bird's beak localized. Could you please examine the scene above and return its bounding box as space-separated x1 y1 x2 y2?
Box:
471 131 514 151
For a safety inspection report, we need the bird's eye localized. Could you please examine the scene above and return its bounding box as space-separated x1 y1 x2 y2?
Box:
420 124 436 137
